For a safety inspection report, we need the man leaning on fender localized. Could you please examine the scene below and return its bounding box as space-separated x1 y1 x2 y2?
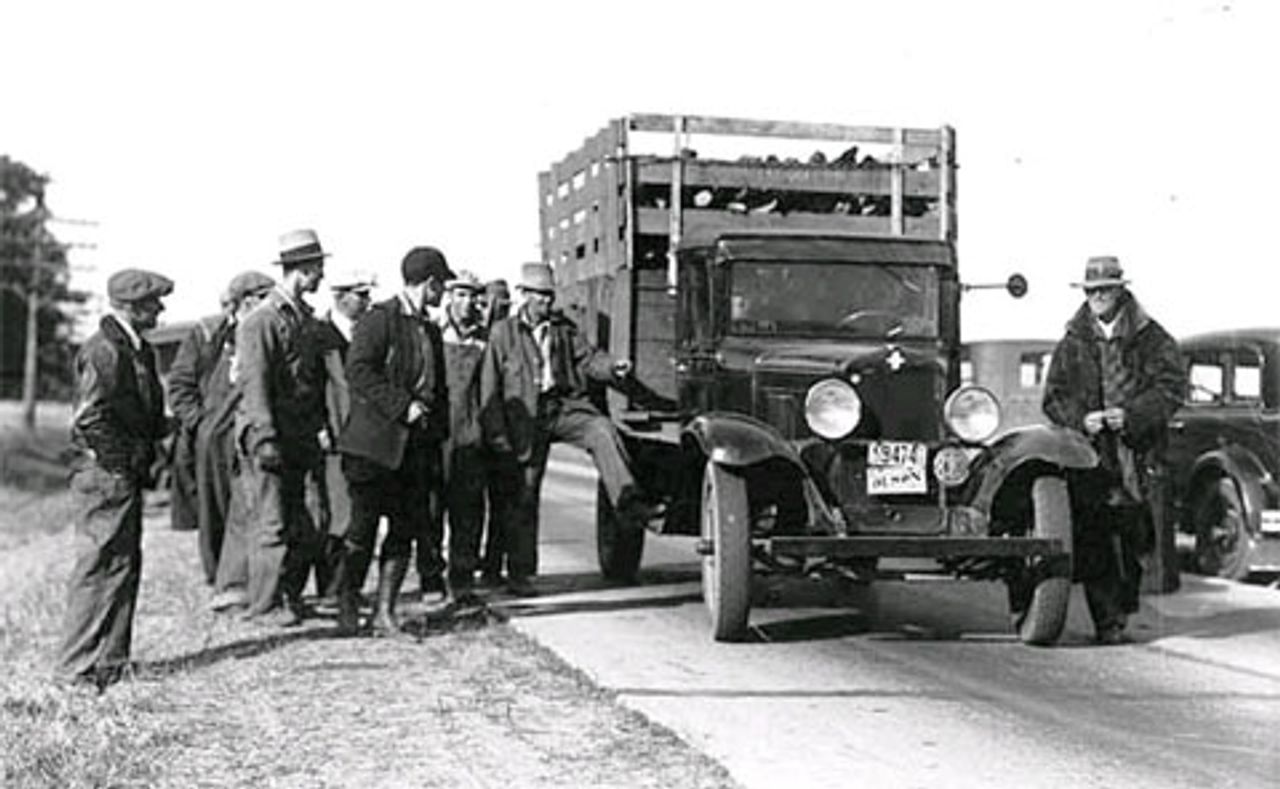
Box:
56 268 173 691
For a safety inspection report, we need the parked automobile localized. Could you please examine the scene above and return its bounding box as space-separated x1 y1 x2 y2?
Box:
1166 328 1280 579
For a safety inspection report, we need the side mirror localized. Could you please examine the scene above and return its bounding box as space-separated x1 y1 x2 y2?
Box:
1006 274 1028 299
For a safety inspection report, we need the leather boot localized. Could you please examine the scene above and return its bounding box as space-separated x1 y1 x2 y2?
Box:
334 549 369 634
371 555 409 636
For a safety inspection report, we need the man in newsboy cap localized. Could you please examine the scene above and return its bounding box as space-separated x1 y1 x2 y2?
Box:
56 268 174 690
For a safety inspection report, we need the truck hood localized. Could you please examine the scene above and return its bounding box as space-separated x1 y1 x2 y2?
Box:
748 341 946 378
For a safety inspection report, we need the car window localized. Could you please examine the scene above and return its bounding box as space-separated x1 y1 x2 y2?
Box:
1231 349 1263 402
1188 360 1224 404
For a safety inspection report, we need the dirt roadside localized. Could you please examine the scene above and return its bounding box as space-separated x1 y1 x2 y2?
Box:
0 494 739 789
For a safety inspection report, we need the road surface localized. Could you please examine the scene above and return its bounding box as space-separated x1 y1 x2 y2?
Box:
500 447 1280 789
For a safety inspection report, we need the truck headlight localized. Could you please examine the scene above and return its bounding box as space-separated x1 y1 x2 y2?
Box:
805 379 862 440
944 386 1001 443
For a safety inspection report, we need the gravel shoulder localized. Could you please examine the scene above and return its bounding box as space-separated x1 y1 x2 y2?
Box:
1 494 738 789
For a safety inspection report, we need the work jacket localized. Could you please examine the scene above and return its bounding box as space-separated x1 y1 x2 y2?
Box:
167 315 232 435
478 308 617 462
338 294 448 470
70 315 169 479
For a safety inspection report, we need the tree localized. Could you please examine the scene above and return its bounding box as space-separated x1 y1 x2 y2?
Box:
0 155 87 430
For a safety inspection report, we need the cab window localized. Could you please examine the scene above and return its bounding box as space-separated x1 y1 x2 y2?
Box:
1230 348 1263 403
1186 351 1224 405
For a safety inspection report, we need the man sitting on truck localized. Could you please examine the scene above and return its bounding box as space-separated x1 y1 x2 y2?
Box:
477 262 656 597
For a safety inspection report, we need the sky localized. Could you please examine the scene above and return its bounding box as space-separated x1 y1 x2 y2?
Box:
4 0 1275 341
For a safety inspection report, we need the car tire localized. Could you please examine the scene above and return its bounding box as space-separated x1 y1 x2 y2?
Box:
702 461 751 642
1017 476 1073 647
596 482 644 583
1193 476 1250 580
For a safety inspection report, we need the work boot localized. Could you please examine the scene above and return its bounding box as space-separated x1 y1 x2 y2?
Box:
371 556 409 636
333 550 368 634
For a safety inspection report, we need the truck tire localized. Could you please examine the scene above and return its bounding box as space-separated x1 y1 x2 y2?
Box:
1193 476 1250 580
596 482 644 582
1018 476 1073 646
702 461 751 641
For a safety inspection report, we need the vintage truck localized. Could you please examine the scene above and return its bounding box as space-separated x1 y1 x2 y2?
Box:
537 113 1098 644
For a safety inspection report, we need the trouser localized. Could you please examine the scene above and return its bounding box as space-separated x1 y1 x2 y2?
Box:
340 438 442 596
213 467 252 595
481 454 521 578
56 465 144 683
303 463 333 597
170 427 199 531
320 452 350 596
243 457 324 615
444 442 488 592
195 421 235 584
506 397 638 581
1070 467 1146 632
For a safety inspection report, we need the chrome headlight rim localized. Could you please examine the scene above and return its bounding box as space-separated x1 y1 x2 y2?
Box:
804 378 862 441
944 385 1002 443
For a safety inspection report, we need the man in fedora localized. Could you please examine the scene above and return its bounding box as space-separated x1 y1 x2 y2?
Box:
1040 255 1185 645
168 270 275 609
477 262 656 596
56 268 173 689
234 229 331 626
334 246 452 634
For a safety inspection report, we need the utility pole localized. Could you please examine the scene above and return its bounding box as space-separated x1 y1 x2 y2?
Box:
20 241 42 431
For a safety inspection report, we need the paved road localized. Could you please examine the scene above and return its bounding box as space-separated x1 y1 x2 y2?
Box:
501 447 1280 789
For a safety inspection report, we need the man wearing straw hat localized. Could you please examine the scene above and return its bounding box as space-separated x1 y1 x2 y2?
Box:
1040 255 1184 645
234 229 331 626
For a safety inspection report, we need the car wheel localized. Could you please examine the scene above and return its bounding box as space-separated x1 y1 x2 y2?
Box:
701 461 751 641
596 482 644 583
1193 476 1250 580
1016 476 1073 647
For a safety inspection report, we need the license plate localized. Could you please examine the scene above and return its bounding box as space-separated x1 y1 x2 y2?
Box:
867 441 927 495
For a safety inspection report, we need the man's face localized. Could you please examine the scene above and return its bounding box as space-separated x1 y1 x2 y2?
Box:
423 277 445 308
1085 285 1123 321
522 289 554 323
298 261 324 294
448 287 481 325
335 288 371 320
129 296 165 331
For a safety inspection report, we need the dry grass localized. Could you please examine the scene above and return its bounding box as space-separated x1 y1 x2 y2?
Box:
0 402 738 789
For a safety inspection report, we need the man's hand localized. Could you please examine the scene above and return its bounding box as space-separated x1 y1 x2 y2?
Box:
317 429 333 453
612 359 633 380
406 401 428 425
1103 407 1126 432
255 441 284 473
1083 410 1107 435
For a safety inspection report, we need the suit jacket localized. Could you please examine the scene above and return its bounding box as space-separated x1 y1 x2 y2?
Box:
338 295 448 470
71 315 169 478
478 308 617 462
167 315 232 434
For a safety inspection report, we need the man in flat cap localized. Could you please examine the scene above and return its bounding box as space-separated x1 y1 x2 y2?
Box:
335 246 452 634
309 269 376 605
56 267 173 689
477 262 656 597
234 229 331 626
1040 255 1185 645
168 271 273 602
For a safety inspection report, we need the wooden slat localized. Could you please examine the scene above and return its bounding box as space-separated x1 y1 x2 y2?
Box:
636 160 941 197
637 207 941 241
628 113 942 147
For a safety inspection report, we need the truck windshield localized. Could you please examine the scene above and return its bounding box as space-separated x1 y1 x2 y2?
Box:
727 260 940 338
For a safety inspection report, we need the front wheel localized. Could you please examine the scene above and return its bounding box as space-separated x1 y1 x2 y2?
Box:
1193 476 1250 580
597 482 644 583
702 461 751 641
1015 476 1073 646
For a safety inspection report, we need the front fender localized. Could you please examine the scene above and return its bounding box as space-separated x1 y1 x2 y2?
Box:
968 424 1099 514
682 411 806 471
1188 446 1270 534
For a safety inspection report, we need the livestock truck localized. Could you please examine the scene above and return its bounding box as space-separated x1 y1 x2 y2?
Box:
538 113 1097 644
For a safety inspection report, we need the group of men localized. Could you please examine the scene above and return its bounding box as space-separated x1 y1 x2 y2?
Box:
56 227 658 689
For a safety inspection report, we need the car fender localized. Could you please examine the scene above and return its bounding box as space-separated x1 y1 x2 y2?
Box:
1187 447 1269 534
967 424 1099 513
682 411 806 472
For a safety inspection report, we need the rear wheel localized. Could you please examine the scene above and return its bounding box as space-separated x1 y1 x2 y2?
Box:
701 461 751 641
596 482 644 583
1193 476 1250 580
1016 477 1073 646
